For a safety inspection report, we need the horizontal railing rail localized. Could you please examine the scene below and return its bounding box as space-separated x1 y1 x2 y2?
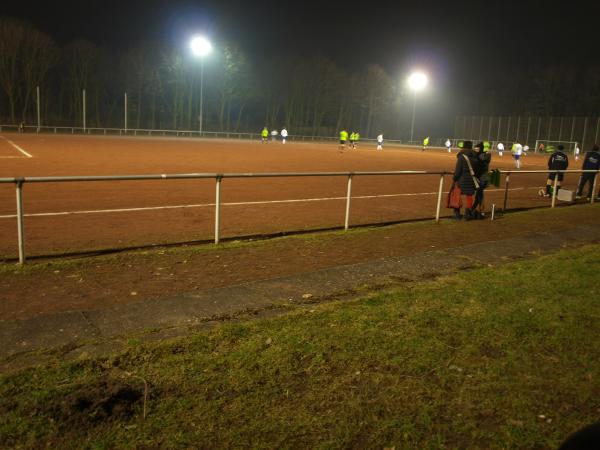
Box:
1 169 598 264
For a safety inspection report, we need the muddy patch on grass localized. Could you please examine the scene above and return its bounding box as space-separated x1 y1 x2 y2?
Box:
46 378 144 427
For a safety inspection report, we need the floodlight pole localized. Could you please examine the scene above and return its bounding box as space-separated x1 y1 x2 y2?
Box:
410 91 417 144
36 86 40 133
124 92 128 132
199 59 204 135
83 89 86 132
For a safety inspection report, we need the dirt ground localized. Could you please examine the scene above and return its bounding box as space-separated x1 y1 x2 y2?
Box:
0 133 577 259
2 202 599 321
1 133 595 321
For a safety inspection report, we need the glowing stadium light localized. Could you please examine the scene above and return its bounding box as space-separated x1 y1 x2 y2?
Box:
407 71 429 143
189 35 212 134
190 35 212 57
407 71 428 92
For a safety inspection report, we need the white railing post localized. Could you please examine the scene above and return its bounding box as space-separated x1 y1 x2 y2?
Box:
435 173 445 223
215 175 222 244
551 172 559 208
15 179 25 265
344 174 353 230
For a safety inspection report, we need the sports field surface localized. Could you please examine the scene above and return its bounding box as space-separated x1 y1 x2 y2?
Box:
0 133 579 259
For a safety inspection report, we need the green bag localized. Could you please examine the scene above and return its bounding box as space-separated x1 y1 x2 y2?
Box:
488 169 501 187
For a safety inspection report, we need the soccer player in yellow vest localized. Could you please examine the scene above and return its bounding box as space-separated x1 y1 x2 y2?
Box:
353 131 360 149
261 127 268 143
339 129 348 150
422 136 429 151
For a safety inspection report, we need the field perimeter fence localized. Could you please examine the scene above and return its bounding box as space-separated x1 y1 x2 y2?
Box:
1 169 598 264
455 115 600 151
0 124 452 148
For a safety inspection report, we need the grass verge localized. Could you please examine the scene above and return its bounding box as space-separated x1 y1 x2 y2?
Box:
1 245 599 449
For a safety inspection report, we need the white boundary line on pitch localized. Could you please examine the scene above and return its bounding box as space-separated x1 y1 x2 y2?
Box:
0 136 33 158
0 187 539 219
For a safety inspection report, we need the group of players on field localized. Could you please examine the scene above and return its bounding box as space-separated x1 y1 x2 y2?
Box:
259 127 600 204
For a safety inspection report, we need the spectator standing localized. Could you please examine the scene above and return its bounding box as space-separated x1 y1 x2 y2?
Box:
452 140 480 220
576 144 600 199
472 141 492 217
540 144 569 197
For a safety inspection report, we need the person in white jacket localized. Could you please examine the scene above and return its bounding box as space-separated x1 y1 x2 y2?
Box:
281 127 288 144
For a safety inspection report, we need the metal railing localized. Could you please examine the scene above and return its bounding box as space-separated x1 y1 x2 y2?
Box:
0 169 598 264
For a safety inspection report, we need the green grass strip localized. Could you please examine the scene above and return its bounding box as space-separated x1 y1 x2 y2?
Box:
1 245 599 449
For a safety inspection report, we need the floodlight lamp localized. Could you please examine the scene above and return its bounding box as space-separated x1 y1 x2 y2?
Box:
408 72 428 92
190 36 212 57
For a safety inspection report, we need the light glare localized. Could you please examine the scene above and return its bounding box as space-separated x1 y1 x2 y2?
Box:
408 72 428 92
190 36 212 57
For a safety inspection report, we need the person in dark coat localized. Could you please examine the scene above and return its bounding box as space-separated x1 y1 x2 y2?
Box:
576 144 600 199
471 141 492 217
539 144 569 197
452 140 479 220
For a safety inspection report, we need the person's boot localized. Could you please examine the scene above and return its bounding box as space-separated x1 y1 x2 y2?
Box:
453 209 462 220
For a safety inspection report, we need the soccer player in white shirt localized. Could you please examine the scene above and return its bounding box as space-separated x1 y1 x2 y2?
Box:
512 142 523 169
497 142 504 157
376 134 383 150
445 138 452 152
281 128 288 144
574 142 580 160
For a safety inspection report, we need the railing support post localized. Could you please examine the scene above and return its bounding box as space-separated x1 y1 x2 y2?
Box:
502 173 511 212
435 173 445 223
591 172 598 204
551 172 559 208
344 174 353 230
15 179 25 265
215 175 222 244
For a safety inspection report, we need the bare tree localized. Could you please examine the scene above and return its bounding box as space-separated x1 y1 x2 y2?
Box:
0 18 27 122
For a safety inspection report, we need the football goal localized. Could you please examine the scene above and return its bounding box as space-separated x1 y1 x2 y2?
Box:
534 140 579 154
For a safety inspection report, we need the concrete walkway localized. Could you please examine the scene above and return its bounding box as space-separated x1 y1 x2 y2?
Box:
2 221 599 371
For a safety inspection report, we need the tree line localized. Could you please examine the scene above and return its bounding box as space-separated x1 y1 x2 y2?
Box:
1 16 599 139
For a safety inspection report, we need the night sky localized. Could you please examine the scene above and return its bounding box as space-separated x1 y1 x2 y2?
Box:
1 0 597 129
2 1 596 71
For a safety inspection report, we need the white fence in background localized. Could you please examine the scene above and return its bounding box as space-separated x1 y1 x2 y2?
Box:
0 124 455 148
